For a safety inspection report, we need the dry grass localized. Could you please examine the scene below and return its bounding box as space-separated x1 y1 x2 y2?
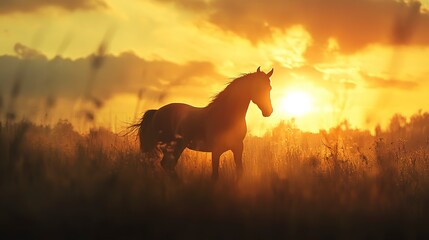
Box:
1 114 429 239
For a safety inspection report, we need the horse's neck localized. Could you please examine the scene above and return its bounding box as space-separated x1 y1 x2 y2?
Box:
207 92 250 121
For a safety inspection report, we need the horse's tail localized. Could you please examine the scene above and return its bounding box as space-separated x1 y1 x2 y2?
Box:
131 110 158 153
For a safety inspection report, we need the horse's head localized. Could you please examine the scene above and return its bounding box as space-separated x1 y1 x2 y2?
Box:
251 67 273 117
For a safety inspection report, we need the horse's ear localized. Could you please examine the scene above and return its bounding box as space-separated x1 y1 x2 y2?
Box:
267 68 274 77
257 66 261 73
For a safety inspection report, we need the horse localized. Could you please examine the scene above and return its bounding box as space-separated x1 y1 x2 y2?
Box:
135 67 273 179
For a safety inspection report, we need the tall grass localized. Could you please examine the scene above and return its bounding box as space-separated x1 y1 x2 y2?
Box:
1 113 429 238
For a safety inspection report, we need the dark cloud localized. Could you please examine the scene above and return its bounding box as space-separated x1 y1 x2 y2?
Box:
155 0 429 54
0 0 108 14
361 72 418 90
0 45 222 104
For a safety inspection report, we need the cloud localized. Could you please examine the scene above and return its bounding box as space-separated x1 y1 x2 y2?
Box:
361 72 418 90
277 64 357 91
154 0 429 54
0 44 222 106
14 43 47 60
276 63 417 91
0 0 108 14
155 0 208 11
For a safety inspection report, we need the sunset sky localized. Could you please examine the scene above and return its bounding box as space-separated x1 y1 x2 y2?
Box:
1 0 429 134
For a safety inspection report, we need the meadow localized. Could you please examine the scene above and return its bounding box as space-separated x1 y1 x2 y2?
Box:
1 112 429 239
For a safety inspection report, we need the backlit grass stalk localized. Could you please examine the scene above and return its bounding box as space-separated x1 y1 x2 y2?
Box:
80 28 115 124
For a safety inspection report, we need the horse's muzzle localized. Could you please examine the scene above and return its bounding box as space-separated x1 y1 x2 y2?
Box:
262 108 273 117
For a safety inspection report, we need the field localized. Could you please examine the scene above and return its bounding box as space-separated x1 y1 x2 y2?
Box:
1 113 429 239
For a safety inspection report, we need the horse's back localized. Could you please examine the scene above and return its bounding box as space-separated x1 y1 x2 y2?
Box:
152 103 202 139
156 103 201 120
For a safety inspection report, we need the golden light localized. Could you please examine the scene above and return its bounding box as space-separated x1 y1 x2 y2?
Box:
279 91 314 116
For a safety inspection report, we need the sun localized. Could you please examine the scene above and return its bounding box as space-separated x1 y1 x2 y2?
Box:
279 91 314 116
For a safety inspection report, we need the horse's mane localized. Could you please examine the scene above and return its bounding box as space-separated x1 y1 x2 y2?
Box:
207 72 255 107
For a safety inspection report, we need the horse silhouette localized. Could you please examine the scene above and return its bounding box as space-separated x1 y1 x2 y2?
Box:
136 67 273 179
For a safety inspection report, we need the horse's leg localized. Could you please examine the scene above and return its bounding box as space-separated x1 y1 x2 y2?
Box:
211 150 221 180
232 142 244 178
160 139 185 179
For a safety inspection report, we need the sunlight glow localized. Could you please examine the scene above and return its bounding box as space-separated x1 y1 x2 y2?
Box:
279 91 314 116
